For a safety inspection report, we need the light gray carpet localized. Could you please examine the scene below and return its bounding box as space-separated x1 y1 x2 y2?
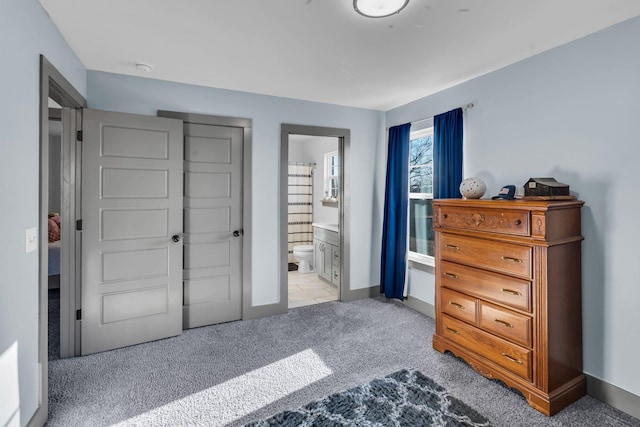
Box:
47 297 639 427
48 289 60 361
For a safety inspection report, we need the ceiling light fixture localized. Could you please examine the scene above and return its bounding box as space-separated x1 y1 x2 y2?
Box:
135 63 153 73
353 0 409 18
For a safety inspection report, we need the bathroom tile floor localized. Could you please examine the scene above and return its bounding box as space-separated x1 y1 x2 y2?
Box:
288 268 338 308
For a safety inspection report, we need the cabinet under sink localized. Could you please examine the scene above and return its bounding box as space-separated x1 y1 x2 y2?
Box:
313 225 339 286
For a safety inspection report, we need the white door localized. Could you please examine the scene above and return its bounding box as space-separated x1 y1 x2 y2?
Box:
81 109 183 355
183 123 243 328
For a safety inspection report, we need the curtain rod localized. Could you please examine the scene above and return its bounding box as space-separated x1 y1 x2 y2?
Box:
288 161 316 166
411 102 475 126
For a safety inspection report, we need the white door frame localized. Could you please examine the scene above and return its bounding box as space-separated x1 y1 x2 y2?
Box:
35 55 86 426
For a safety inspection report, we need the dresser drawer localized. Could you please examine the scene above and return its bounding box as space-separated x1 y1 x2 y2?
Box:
439 261 532 312
440 234 532 279
440 288 477 325
442 315 532 382
479 301 532 348
438 206 530 237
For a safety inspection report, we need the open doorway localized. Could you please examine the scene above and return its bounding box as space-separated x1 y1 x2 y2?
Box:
47 102 62 361
287 135 339 308
280 125 350 309
37 55 87 425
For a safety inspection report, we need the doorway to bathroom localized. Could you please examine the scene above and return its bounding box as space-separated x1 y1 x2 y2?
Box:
288 136 339 307
280 125 350 309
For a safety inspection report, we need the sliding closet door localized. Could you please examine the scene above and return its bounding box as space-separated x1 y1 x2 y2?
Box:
80 109 184 355
182 123 243 329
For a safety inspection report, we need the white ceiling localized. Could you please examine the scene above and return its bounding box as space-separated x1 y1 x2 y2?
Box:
39 0 640 111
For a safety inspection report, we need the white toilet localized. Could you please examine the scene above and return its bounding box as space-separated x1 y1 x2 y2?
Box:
292 245 314 273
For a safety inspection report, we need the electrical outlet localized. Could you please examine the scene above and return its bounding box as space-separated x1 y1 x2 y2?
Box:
26 227 38 253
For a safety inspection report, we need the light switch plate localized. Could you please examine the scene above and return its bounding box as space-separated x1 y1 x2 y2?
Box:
26 227 38 253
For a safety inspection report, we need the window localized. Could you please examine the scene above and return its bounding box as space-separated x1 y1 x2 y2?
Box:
324 151 339 198
408 127 434 265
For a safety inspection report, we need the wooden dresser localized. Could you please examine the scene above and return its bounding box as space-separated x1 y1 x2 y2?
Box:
432 199 585 415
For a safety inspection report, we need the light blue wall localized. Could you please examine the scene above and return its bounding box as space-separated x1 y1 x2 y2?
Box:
0 0 87 425
387 16 640 397
88 71 385 305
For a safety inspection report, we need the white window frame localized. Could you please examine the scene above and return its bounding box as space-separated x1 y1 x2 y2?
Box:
324 150 339 198
408 127 435 267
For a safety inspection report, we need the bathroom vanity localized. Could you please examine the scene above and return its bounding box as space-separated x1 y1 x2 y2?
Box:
312 223 339 287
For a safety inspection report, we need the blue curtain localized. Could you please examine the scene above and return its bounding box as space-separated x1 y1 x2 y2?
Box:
434 108 463 198
380 123 411 300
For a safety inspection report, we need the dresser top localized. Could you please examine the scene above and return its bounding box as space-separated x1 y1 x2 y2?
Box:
434 198 584 211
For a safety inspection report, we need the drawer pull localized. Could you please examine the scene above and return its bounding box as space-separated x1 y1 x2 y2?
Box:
445 244 460 250
494 319 514 328
514 219 522 225
445 326 460 335
444 272 459 279
449 301 465 310
501 288 522 296
501 256 523 263
501 353 523 364
443 214 448 219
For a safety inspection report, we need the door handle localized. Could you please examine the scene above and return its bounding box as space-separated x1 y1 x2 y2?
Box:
233 230 241 237
172 234 181 243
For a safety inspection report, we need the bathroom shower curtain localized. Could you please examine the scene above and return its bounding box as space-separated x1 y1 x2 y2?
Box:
288 163 314 263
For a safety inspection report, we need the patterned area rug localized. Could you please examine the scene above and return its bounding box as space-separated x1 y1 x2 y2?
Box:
245 368 492 426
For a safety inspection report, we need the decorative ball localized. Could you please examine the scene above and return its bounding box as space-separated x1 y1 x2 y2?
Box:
459 177 487 199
